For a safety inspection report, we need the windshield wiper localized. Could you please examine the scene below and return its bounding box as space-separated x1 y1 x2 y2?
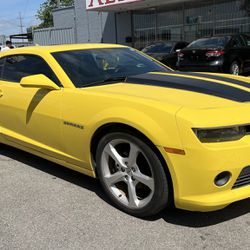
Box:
82 76 127 88
102 76 127 83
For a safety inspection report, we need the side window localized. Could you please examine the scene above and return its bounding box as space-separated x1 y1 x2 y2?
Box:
242 35 250 47
0 58 4 79
231 36 245 48
175 42 188 51
2 54 61 86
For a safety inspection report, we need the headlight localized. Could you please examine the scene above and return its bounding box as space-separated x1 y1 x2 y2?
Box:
193 126 247 143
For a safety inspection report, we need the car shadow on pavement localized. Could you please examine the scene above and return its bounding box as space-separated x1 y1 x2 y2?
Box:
158 199 250 227
0 144 110 205
1 144 250 228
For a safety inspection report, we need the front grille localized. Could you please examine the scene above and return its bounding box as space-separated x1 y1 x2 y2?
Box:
232 166 250 189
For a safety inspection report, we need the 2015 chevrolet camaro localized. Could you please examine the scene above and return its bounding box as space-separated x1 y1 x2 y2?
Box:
0 44 250 217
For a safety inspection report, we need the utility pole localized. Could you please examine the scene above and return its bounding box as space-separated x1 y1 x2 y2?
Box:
57 0 60 8
18 12 24 43
18 12 24 34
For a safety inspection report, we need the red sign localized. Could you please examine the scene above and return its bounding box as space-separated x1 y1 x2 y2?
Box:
86 0 143 10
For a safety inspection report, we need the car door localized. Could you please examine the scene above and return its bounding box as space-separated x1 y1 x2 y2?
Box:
0 54 66 161
227 35 246 72
240 34 250 72
164 42 188 68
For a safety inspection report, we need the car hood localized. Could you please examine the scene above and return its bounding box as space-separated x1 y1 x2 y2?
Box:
81 72 250 109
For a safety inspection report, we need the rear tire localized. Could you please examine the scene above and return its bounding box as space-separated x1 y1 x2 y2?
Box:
229 61 241 75
96 132 170 217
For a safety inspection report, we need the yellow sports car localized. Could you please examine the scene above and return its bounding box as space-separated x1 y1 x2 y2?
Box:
0 44 250 217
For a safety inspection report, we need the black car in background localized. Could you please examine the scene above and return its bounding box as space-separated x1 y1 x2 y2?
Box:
177 34 250 75
142 41 189 69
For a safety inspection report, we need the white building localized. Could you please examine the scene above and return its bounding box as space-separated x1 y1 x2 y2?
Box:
34 0 250 47
0 35 6 46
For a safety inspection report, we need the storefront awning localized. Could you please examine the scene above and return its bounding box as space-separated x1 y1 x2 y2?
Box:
86 0 187 12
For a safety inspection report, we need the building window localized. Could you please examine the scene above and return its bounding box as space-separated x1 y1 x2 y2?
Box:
133 0 250 49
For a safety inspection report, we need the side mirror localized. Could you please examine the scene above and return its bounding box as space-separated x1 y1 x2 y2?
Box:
20 74 60 90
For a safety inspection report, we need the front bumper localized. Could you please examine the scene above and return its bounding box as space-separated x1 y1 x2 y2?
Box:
159 106 250 212
159 139 250 212
160 146 250 212
177 185 250 212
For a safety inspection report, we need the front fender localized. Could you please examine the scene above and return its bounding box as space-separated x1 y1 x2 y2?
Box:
86 106 182 149
85 106 182 197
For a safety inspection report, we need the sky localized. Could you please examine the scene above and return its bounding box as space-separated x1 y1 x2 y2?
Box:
0 0 44 36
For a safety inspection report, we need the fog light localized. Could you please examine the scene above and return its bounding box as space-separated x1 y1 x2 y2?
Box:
214 171 231 187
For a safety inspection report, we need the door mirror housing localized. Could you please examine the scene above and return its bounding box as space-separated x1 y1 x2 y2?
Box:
20 74 60 90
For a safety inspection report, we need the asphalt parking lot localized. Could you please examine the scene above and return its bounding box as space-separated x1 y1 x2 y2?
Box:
0 144 249 250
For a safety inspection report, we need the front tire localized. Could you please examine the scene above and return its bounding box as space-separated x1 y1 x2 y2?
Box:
96 132 170 217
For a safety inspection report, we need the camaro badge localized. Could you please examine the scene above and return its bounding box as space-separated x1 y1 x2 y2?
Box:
63 121 84 130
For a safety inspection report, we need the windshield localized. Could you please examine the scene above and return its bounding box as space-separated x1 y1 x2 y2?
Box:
187 36 231 49
142 43 173 53
52 48 169 87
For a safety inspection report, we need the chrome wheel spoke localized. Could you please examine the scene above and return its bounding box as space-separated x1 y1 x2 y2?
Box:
232 64 239 75
133 172 154 191
104 172 125 186
127 180 139 208
104 143 124 166
127 143 140 166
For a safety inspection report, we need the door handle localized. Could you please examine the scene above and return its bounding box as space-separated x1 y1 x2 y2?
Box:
0 90 3 97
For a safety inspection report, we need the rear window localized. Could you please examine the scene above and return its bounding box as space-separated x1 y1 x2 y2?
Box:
142 43 173 53
187 36 231 49
243 35 250 46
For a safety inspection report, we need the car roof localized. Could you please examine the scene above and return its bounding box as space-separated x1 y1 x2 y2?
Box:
0 43 128 56
147 41 185 45
200 35 232 39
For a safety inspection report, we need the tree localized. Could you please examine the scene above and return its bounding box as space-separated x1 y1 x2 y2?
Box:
37 0 74 29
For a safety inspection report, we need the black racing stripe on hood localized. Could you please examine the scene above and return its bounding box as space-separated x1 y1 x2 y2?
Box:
179 72 250 89
125 73 250 102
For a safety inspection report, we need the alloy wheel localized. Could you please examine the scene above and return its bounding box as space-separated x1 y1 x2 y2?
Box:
230 62 240 75
100 139 155 209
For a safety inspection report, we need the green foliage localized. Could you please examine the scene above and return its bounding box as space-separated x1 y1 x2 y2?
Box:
36 0 74 29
